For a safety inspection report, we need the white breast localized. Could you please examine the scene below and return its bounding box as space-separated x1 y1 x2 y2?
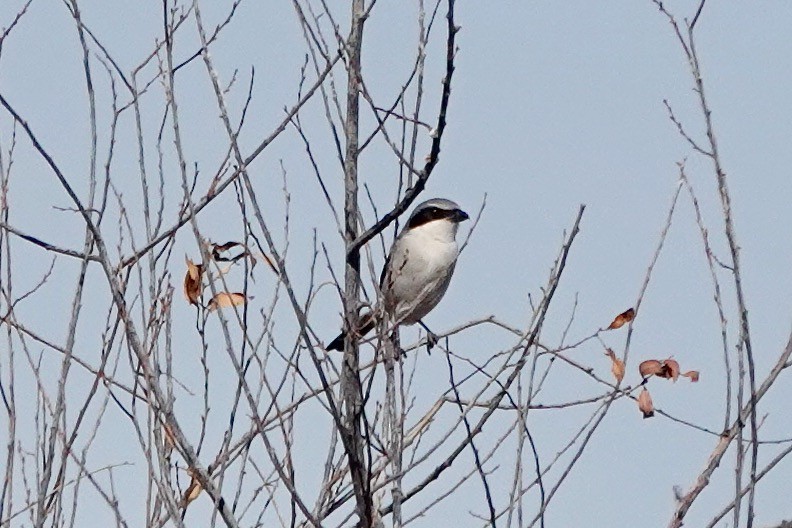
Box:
382 219 460 325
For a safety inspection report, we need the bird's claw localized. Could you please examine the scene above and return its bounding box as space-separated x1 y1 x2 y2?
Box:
425 332 438 354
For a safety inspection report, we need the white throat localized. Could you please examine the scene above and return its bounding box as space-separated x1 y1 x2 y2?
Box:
407 218 459 243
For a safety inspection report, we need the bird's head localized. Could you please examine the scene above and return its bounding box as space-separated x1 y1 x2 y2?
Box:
405 198 469 240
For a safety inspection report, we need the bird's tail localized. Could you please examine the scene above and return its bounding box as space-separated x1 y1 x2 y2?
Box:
326 310 377 351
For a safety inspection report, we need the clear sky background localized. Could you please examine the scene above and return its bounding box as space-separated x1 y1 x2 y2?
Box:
2 1 792 527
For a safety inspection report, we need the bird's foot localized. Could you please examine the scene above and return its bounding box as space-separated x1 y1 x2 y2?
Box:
417 320 439 354
425 331 438 354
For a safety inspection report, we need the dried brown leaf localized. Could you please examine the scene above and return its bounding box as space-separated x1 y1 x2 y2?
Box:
638 388 655 419
605 348 625 384
183 471 202 506
207 292 247 312
639 359 664 379
663 359 680 382
213 241 241 253
211 241 244 262
183 257 203 305
209 239 279 277
607 307 635 330
682 370 700 382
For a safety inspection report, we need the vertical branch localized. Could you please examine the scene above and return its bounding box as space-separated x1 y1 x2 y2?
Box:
36 2 100 524
679 171 732 428
348 0 458 254
340 1 372 526
677 20 751 523
653 2 759 524
686 28 758 527
383 336 403 528
0 120 17 528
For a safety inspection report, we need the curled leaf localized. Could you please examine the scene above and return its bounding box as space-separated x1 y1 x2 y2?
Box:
212 240 241 253
639 358 698 383
607 307 635 330
682 370 700 382
663 359 680 382
208 292 247 312
182 470 202 506
605 348 625 384
211 241 245 262
209 241 279 276
638 388 655 419
183 257 204 305
639 359 664 379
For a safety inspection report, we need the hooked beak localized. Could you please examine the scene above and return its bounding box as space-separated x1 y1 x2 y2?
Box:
453 208 470 223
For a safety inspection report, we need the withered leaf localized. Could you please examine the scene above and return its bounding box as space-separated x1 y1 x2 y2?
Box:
639 358 697 383
639 359 664 379
182 471 202 506
638 388 655 419
183 257 203 305
663 359 680 382
211 241 245 262
213 241 241 253
605 348 625 384
209 240 279 277
682 370 700 382
207 292 247 312
607 307 635 330
186 257 201 281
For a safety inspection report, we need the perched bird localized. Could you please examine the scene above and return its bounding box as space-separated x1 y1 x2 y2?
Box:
327 198 469 351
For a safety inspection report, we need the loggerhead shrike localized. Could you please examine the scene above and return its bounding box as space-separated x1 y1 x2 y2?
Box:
327 198 469 351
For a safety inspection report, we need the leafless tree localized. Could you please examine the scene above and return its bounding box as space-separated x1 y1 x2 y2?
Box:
0 1 789 527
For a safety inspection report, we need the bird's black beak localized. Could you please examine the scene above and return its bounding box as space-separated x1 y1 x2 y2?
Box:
453 209 470 223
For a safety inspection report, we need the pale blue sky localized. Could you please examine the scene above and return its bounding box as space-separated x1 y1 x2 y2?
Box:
2 1 791 527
